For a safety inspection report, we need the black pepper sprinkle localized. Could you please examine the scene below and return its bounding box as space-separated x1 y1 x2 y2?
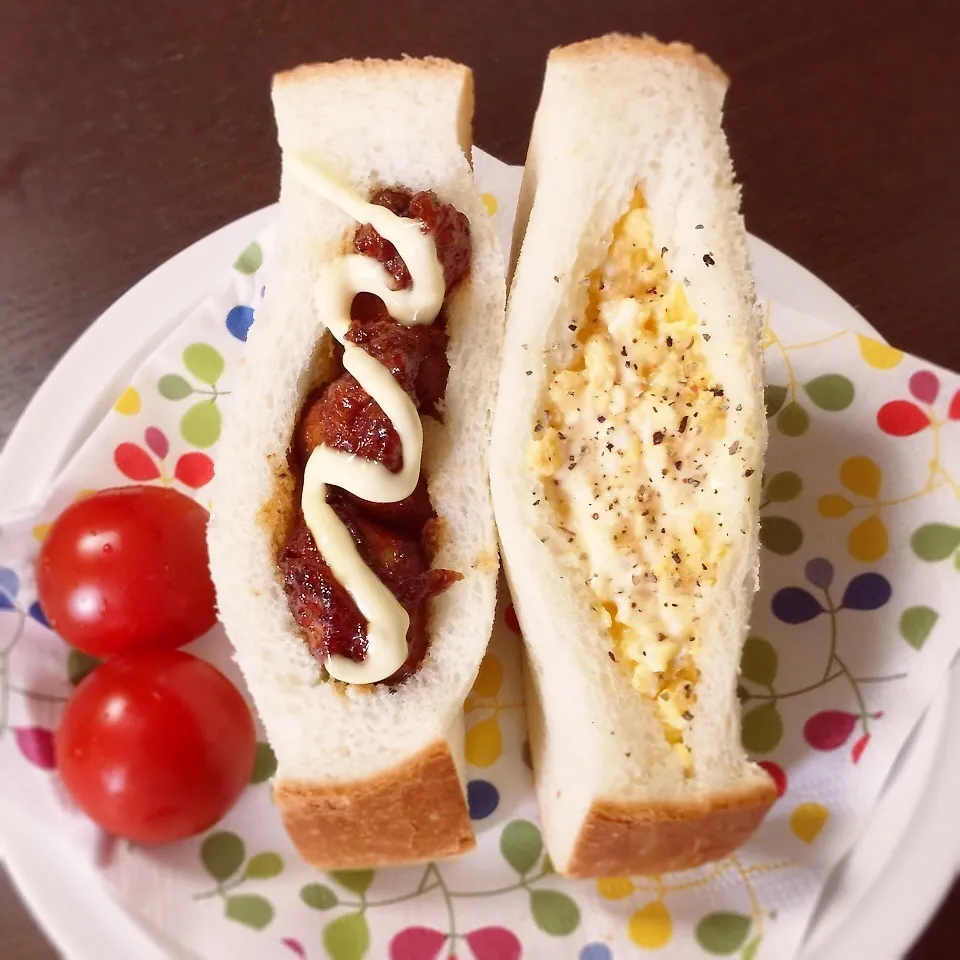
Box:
672 552 681 563
554 276 560 282
666 336 673 347
729 441 740 455
606 443 614 452
653 431 665 445
598 415 606 423
745 468 755 477
558 432 566 439
684 478 701 487
675 460 682 470
682 710 693 721
695 224 704 230
710 386 724 397
608 650 616 662
525 370 532 376
661 246 668 257
704 333 711 341
568 323 577 331
703 253 715 266
534 424 543 432
679 416 689 433
533 499 540 506
620 346 628 357
592 512 599 520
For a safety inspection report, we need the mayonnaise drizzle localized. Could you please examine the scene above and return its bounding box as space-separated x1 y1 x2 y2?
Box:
288 154 446 684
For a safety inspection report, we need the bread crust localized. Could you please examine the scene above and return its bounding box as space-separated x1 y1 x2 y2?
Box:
275 739 474 869
549 33 728 86
274 56 469 89
563 782 777 877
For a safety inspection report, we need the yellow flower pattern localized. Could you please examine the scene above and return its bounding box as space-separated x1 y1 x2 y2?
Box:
598 857 789 952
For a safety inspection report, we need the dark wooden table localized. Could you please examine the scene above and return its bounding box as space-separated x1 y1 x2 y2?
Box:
2 1 958 956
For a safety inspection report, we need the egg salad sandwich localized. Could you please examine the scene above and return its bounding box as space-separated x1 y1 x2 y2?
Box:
491 35 777 877
209 57 505 868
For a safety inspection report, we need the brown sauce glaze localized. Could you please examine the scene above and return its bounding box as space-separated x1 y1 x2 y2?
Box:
278 187 470 685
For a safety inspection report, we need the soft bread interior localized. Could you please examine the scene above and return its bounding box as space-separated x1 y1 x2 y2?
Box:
208 59 504 799
491 35 774 873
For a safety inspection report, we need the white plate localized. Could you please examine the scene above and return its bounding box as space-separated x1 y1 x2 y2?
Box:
0 206 957 960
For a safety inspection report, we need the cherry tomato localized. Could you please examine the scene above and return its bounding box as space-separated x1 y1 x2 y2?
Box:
37 485 217 657
56 650 256 844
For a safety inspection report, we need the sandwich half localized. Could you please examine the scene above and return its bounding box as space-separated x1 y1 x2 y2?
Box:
209 58 505 868
491 34 776 877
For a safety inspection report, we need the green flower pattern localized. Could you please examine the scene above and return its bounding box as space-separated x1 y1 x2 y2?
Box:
157 343 231 448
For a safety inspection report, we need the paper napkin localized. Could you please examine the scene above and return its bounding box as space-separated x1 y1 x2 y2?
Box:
1 153 958 960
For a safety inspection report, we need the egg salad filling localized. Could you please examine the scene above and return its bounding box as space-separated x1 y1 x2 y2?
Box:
528 188 733 769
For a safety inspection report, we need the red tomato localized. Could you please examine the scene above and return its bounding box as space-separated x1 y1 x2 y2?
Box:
56 650 255 844
37 486 217 657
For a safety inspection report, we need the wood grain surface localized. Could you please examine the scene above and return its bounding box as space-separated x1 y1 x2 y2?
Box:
1 0 957 956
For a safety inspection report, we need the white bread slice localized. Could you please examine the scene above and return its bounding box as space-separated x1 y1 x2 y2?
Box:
208 57 505 868
491 35 776 877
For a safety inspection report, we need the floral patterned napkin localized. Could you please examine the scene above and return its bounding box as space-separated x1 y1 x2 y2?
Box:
1 152 958 959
